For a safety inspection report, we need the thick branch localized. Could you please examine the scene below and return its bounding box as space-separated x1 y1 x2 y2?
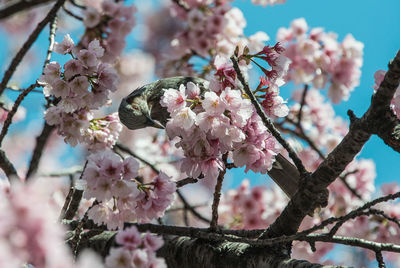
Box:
374 110 400 153
71 228 342 268
263 50 400 238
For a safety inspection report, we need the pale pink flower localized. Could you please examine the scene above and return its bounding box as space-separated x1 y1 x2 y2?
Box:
88 39 105 58
77 49 98 68
185 82 201 99
105 248 132 268
132 249 149 268
160 85 187 113
187 9 204 30
122 157 140 180
169 107 196 131
51 78 71 98
142 232 164 251
202 91 226 115
54 34 75 55
83 7 101 28
116 226 142 250
40 61 61 84
63 59 84 81
290 18 308 38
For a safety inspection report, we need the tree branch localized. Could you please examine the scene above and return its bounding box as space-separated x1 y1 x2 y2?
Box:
262 50 400 239
0 83 38 147
231 56 307 177
26 123 55 179
210 153 227 230
0 0 54 20
0 149 20 181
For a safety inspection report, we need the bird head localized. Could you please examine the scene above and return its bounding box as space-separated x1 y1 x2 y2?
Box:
118 88 165 130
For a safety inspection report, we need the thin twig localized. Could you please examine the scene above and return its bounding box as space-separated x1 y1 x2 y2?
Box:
297 84 309 124
176 190 210 224
62 4 83 20
369 208 400 230
231 56 306 176
69 0 86 9
0 83 38 147
0 0 66 96
59 184 75 221
0 0 54 20
171 0 189 12
376 250 386 268
166 203 208 213
26 123 55 179
69 200 98 257
63 161 87 220
176 177 198 187
115 143 158 173
42 15 58 72
210 154 227 231
0 149 20 181
338 171 363 200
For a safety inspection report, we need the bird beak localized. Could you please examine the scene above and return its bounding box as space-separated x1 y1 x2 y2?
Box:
144 113 165 129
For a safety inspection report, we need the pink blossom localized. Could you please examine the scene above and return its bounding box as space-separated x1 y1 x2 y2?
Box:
63 59 84 81
54 34 75 55
77 49 98 68
116 226 142 250
290 18 308 38
105 248 132 268
39 61 61 84
160 85 187 114
142 232 164 251
88 39 105 58
202 91 226 115
278 18 363 103
169 107 197 131
83 7 101 28
122 157 140 180
97 63 119 91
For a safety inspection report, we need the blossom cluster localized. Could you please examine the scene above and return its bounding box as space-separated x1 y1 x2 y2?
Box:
40 35 121 149
290 88 348 152
277 18 364 103
148 2 269 77
83 149 176 230
244 43 291 119
219 179 287 229
82 0 137 63
105 226 166 268
160 57 288 183
373 70 400 119
0 179 103 268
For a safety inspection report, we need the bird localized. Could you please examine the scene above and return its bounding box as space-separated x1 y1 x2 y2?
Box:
118 76 300 198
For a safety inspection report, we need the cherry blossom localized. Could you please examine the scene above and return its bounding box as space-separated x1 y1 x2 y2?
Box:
277 18 363 103
105 226 166 268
